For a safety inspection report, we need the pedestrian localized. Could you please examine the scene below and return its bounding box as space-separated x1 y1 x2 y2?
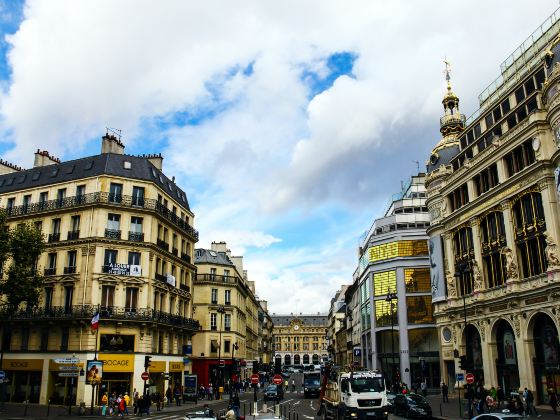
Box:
174 386 181 406
441 382 449 403
514 394 524 416
166 386 172 406
291 379 295 392
421 381 427 397
123 392 130 415
497 385 505 409
208 384 213 400
525 388 540 417
549 388 558 415
133 389 139 415
101 392 109 416
155 392 161 411
118 394 126 417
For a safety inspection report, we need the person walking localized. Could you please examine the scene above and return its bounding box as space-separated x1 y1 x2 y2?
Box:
421 381 427 397
497 385 505 409
174 386 181 406
291 379 295 392
166 387 172 406
441 382 449 403
123 392 130 415
133 389 139 415
549 388 558 415
101 392 109 416
525 388 541 417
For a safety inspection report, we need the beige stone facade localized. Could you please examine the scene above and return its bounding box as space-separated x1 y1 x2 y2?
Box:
0 135 199 405
426 14 560 404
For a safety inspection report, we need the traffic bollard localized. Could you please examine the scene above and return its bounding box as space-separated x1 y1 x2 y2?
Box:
23 400 28 417
47 399 51 417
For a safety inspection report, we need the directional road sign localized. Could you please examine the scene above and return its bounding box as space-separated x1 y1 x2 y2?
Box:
250 373 260 385
55 358 79 364
59 366 80 371
456 373 464 382
466 373 475 384
58 372 79 377
272 374 283 385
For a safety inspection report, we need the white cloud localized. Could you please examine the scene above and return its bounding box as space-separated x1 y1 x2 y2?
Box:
0 0 557 313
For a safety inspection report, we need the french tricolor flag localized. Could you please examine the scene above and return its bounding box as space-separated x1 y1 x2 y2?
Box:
91 312 100 330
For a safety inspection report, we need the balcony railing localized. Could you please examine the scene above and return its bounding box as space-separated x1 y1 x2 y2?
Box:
179 283 190 292
4 192 199 241
181 253 191 264
172 247 178 256
128 231 144 242
48 233 60 243
0 305 200 331
67 230 80 240
63 266 76 274
155 273 168 283
105 229 121 239
157 239 169 252
195 274 238 284
44 267 56 276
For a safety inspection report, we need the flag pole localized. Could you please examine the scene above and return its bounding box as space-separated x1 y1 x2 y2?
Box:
94 304 100 361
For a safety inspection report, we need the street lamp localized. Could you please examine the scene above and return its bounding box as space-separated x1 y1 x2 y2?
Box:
453 261 471 419
385 291 398 389
217 306 226 397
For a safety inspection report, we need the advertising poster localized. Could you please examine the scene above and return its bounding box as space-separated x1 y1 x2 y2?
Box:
429 235 446 302
503 331 517 365
86 360 103 384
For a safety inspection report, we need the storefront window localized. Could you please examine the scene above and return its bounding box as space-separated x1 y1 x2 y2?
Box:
404 268 431 293
406 296 433 324
100 334 135 352
496 320 520 393
533 313 560 404
374 299 397 327
373 271 396 297
368 240 428 263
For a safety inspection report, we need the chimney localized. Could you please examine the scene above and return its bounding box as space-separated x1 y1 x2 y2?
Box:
147 153 163 171
211 241 228 253
101 133 125 155
0 159 23 175
34 150 61 168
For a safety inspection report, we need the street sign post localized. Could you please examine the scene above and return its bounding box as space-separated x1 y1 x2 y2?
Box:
272 374 283 385
466 373 475 384
455 373 464 382
60 366 80 371
141 372 150 381
250 373 260 385
54 358 79 364
58 372 79 377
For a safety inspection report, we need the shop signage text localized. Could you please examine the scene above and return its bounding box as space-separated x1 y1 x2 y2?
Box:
106 263 141 277
98 354 134 372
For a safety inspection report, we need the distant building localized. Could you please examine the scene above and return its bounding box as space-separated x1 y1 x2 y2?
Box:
0 134 199 405
355 173 437 388
426 9 560 403
271 314 328 366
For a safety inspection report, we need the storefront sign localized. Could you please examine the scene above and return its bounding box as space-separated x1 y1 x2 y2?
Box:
429 236 446 303
149 361 166 372
2 359 43 371
169 362 183 372
105 263 141 277
86 360 103 384
98 354 134 372
165 273 176 287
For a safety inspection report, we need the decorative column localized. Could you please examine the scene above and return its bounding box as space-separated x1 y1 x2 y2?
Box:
538 179 560 245
396 267 410 386
469 217 485 292
496 157 508 183
443 232 457 304
499 200 521 284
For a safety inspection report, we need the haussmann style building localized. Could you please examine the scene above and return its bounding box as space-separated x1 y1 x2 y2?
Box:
426 9 560 404
0 134 199 406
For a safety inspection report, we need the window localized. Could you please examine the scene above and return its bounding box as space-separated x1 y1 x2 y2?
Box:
39 192 48 209
211 288 218 304
132 186 144 206
60 327 69 351
505 139 536 177
448 183 469 211
104 249 118 268
125 287 138 311
20 328 29 351
68 215 80 240
513 191 547 278
6 197 14 214
225 314 231 331
211 313 217 330
109 183 123 203
107 213 120 230
473 163 499 196
34 220 42 232
225 289 231 305
40 328 49 351
57 188 66 207
44 287 53 309
22 194 31 213
373 271 396 297
454 226 474 296
406 296 433 324
210 268 217 280
52 218 61 234
66 250 77 273
224 340 231 353
64 285 73 314
128 252 141 266
367 240 428 263
481 211 507 288
101 285 115 309
46 253 57 275
76 185 85 200
404 268 430 292
131 217 142 232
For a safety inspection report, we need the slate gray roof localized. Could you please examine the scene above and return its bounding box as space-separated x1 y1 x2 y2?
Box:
426 144 460 173
195 248 234 266
271 315 328 326
0 153 191 211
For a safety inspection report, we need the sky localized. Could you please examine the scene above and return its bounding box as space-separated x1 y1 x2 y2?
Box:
0 0 557 314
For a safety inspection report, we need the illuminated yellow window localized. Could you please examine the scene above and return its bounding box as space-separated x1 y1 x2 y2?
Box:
373 270 396 296
404 268 431 293
375 299 397 327
406 296 433 324
368 240 428 263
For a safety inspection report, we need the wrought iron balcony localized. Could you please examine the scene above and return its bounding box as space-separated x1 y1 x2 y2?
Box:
0 305 200 331
63 266 76 274
172 247 178 256
157 239 169 251
179 283 190 292
155 273 168 283
44 267 56 276
48 233 60 243
105 229 121 239
195 274 238 284
67 230 80 240
181 253 191 264
4 192 199 241
128 231 144 242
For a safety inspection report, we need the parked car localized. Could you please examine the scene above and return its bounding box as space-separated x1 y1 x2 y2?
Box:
471 413 524 420
263 384 284 402
393 393 432 418
385 393 396 413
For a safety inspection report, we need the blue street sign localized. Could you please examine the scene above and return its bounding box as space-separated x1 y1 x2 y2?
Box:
353 348 361 357
0 371 5 380
456 373 464 381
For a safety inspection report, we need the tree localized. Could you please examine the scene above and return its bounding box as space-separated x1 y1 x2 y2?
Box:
0 211 46 312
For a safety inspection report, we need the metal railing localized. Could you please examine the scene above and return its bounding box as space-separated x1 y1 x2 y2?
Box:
128 231 144 242
67 230 80 240
181 253 191 263
48 233 60 243
195 274 238 284
179 283 190 292
4 192 199 241
63 266 76 274
0 305 200 330
105 229 121 239
44 267 56 276
157 239 169 251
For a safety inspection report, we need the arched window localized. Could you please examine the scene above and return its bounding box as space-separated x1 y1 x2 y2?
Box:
480 210 507 288
303 354 309 364
284 354 291 366
453 226 474 295
312 354 320 364
294 354 301 365
512 190 547 277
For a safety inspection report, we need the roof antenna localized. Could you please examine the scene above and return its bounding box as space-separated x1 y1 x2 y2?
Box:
413 160 420 173
106 127 122 141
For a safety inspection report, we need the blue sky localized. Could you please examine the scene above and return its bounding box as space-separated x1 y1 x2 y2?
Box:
0 0 557 313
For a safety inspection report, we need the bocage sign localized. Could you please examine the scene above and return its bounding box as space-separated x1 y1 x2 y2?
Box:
106 263 141 277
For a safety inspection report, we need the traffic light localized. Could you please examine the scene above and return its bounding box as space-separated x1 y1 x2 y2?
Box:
144 355 152 369
459 355 467 371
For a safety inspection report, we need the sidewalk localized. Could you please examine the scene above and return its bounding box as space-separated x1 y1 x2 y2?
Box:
426 393 558 419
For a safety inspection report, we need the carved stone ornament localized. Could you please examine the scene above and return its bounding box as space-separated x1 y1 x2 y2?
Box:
472 260 484 292
446 270 457 298
544 231 560 270
513 315 521 338
477 320 486 342
501 246 519 280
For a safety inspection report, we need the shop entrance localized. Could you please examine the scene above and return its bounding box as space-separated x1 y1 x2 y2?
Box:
3 371 42 403
532 312 560 404
495 320 520 394
98 373 132 401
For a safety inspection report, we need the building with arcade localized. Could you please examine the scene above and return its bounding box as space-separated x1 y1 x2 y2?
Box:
426 9 560 404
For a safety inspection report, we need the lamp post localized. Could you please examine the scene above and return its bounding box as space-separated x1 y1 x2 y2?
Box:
230 342 239 400
385 291 398 390
217 306 225 399
453 261 471 419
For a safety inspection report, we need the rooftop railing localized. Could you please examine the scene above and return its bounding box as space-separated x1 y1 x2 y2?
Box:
5 192 199 241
